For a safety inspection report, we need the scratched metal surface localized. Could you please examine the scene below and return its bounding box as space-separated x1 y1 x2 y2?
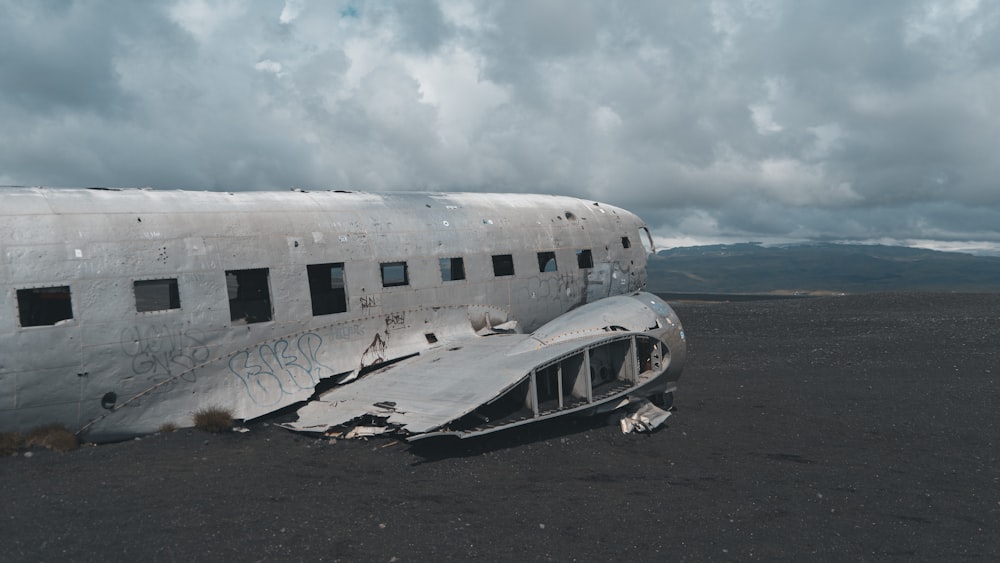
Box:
0 187 670 440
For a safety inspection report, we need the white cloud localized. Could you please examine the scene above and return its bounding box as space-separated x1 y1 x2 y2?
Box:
254 59 283 76
168 0 245 42
279 0 304 25
592 106 622 134
749 104 782 134
805 123 844 159
1 0 999 250
759 159 861 207
905 0 982 44
405 46 509 146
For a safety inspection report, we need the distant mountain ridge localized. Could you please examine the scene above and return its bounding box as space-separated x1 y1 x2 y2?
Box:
646 242 1000 293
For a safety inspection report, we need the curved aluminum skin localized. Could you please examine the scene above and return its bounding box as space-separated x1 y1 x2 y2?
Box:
0 187 684 441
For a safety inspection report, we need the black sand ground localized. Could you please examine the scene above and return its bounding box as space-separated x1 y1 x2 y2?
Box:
3 293 998 561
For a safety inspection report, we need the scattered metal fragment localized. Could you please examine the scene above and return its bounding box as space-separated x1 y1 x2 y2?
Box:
619 398 672 434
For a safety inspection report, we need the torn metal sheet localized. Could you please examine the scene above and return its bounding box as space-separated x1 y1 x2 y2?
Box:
619 398 672 434
344 426 391 439
283 333 589 435
283 293 685 440
475 319 518 336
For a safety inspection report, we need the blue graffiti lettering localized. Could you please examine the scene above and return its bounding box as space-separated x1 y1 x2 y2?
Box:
229 332 335 406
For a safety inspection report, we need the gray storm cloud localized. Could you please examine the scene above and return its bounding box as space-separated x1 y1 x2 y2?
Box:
1 0 998 251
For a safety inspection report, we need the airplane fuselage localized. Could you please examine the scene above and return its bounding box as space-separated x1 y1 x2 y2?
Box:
0 188 683 441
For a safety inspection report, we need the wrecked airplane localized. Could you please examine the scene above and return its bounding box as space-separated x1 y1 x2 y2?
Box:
0 187 685 442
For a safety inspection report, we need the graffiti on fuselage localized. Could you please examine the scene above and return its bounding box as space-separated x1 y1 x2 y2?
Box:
228 332 334 406
120 325 211 378
329 323 364 340
529 272 577 299
385 311 405 330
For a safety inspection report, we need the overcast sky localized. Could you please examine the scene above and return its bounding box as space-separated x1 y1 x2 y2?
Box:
2 1 999 253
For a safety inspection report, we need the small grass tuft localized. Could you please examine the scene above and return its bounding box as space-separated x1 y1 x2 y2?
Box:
25 424 79 452
0 432 24 456
157 422 178 434
193 407 235 433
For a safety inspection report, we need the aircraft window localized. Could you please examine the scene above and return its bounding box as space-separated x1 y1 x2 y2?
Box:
439 257 466 282
492 254 515 277
381 261 409 287
308 262 347 316
17 286 73 327
537 251 558 273
134 279 181 312
639 227 656 253
621 236 631 249
226 268 273 324
576 249 594 269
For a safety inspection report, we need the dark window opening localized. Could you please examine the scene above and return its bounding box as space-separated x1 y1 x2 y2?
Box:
621 236 631 249
381 262 409 287
589 339 635 399
134 279 180 312
227 268 272 324
637 337 661 373
17 286 73 327
576 249 594 269
537 251 558 273
439 257 466 282
492 254 515 277
308 262 347 316
536 364 561 412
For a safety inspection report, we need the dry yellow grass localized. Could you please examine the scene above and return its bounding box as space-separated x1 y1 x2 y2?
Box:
192 407 235 433
157 422 178 433
24 424 79 452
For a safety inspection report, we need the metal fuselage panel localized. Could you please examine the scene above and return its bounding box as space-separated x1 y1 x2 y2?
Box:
0 188 654 440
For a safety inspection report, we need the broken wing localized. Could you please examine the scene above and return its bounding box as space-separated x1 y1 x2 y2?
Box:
282 292 686 440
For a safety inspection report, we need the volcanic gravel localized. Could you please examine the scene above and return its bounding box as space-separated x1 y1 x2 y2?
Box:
2 292 998 561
